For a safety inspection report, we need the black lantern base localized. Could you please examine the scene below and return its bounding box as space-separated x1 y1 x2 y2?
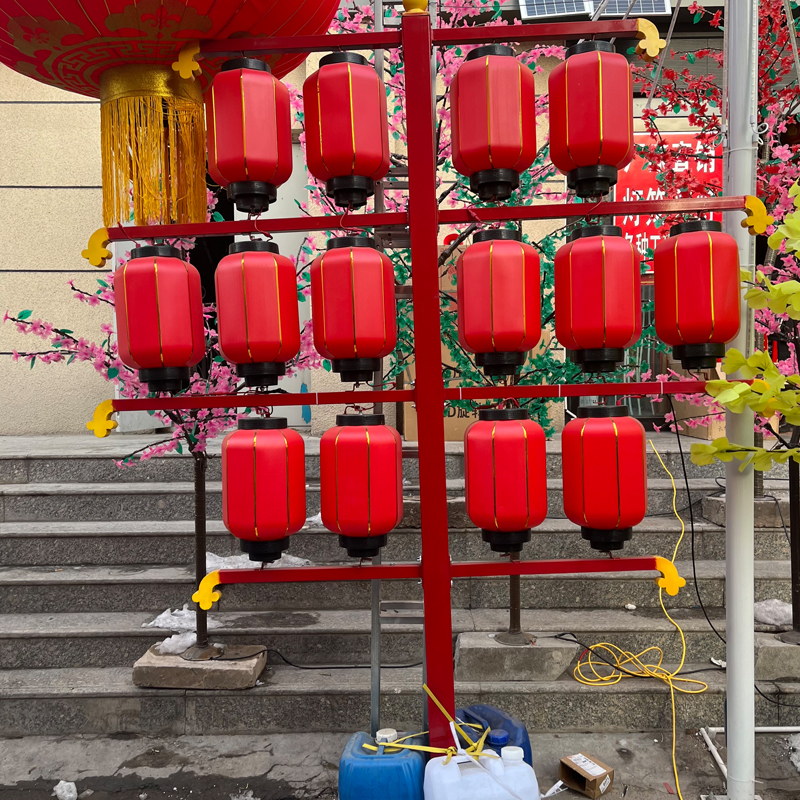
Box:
567 165 619 199
227 181 277 215
672 343 725 371
482 529 531 554
339 534 387 559
581 526 632 552
139 367 190 394
469 168 519 202
333 357 381 383
327 176 374 209
240 537 290 563
236 361 285 388
476 351 526 377
578 348 625 373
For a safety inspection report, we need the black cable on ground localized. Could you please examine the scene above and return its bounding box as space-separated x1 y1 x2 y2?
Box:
208 646 422 670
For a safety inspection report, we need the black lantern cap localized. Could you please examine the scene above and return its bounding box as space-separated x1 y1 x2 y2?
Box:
335 413 385 427
326 235 377 250
222 58 270 72
576 405 629 419
320 52 369 67
473 229 522 244
237 417 288 430
566 40 615 58
228 239 280 255
478 408 529 422
669 220 723 237
466 44 516 61
568 225 623 242
131 244 181 260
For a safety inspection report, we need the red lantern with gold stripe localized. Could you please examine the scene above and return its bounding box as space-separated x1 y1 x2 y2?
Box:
303 52 390 208
207 58 293 214
222 417 306 563
555 226 642 373
215 240 300 387
320 414 403 558
115 245 205 393
548 41 634 198
457 229 541 377
450 44 537 202
465 408 547 553
654 220 741 370
309 236 397 382
561 406 647 552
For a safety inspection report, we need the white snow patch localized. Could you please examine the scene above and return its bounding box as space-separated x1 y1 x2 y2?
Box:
206 552 312 571
156 631 197 655
52 781 78 800
230 792 260 800
789 733 800 773
144 604 222 632
754 598 793 626
303 512 323 529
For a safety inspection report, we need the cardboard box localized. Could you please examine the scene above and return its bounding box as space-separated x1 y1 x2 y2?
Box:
558 753 614 798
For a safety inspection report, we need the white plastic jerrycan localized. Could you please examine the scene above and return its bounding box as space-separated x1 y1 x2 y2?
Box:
423 745 541 800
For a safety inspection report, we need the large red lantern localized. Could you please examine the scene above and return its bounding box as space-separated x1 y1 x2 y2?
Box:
464 408 547 553
222 418 306 563
303 53 391 208
215 240 300 387
320 414 403 558
548 42 634 198
450 44 537 201
457 229 541 377
654 220 741 370
0 1 338 226
115 245 205 393
562 406 647 552
309 237 397 382
555 226 642 373
207 59 293 214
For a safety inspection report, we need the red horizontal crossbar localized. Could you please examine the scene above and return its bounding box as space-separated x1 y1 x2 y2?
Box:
215 563 422 585
444 380 707 402
449 556 659 579
199 31 403 57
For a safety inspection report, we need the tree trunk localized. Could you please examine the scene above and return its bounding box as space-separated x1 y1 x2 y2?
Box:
790 427 800 635
194 452 209 649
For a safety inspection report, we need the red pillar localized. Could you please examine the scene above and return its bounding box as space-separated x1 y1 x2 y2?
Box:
402 9 456 748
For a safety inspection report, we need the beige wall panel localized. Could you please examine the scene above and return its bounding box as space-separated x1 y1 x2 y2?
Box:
0 64 88 102
0 103 100 186
0 188 102 271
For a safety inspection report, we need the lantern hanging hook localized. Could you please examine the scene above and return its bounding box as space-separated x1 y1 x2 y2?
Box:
251 218 275 241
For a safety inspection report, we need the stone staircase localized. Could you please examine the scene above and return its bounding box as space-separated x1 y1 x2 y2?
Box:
0 433 797 738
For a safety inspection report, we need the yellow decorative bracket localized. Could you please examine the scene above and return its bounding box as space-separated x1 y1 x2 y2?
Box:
742 195 774 236
654 556 686 597
403 0 429 13
81 228 111 268
635 19 667 62
86 399 118 438
192 570 222 610
172 41 202 80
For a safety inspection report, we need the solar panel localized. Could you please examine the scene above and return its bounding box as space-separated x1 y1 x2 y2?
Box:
590 0 672 15
519 0 590 20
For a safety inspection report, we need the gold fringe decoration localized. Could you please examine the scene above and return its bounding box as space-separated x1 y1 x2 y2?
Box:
100 65 206 227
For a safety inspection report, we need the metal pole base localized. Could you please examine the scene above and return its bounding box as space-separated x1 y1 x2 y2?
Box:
494 631 536 647
778 629 800 646
180 643 225 661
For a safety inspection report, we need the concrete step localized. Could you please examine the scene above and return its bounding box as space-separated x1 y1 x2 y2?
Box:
0 607 747 669
0 477 728 523
0 664 797 737
0 561 789 614
0 516 790 566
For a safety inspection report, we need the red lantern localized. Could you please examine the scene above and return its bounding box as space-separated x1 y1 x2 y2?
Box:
450 44 537 201
555 226 642 373
548 41 634 198
207 59 293 214
320 414 403 558
222 418 306 562
464 408 547 553
303 53 390 208
115 245 205 393
457 229 542 377
215 240 300 387
654 220 741 370
562 406 647 552
309 237 397 382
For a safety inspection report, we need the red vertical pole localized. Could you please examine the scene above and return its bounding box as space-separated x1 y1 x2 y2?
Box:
401 9 456 748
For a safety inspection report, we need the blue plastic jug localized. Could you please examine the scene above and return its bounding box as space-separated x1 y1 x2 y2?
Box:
454 704 533 766
338 731 425 800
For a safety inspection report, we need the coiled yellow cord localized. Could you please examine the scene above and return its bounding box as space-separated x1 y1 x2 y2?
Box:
570 440 709 800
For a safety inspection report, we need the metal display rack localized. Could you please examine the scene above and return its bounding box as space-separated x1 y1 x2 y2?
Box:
86 7 771 749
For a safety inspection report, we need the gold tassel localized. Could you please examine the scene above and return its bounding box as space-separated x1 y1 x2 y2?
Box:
100 65 206 227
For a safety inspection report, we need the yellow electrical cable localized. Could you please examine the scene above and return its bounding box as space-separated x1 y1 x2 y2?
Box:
570 440 709 800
